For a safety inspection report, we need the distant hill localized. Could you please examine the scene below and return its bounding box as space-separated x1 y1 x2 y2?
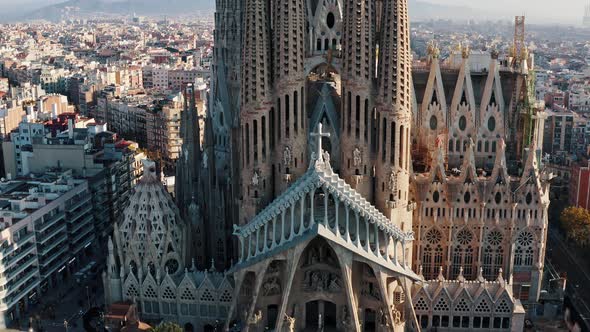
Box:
21 0 482 23
409 0 481 22
24 0 215 21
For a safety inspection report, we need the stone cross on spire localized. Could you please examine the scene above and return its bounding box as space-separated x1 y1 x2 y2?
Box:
311 123 331 163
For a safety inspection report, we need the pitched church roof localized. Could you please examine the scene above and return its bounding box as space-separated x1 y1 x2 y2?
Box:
232 124 418 280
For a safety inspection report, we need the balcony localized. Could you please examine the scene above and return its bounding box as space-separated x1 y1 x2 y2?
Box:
39 246 68 267
38 237 68 259
69 215 93 234
68 206 93 222
36 211 65 233
15 232 34 246
4 255 36 284
4 278 39 309
3 243 36 269
72 234 95 254
37 225 66 247
5 268 38 297
67 197 91 213
37 224 67 246
70 225 94 245
40 255 69 278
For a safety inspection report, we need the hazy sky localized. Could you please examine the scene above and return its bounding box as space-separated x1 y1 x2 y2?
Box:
429 0 586 24
0 0 587 24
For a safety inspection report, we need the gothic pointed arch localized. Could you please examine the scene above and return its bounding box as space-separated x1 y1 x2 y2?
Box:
482 229 505 280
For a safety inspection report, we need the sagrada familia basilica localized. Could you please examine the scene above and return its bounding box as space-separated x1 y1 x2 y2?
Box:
103 0 561 331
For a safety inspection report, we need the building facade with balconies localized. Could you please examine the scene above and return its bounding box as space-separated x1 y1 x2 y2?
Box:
0 172 95 328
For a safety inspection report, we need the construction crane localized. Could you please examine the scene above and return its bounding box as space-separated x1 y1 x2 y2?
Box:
513 16 526 65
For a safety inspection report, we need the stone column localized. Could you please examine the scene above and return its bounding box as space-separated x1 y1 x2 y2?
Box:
275 243 306 331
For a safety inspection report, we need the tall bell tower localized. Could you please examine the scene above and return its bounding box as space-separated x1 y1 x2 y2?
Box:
374 0 413 234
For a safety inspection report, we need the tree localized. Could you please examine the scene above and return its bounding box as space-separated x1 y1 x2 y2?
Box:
150 322 184 332
560 206 590 247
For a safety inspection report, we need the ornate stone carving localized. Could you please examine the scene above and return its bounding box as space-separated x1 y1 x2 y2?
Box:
304 244 336 267
262 277 281 296
252 171 260 187
391 305 402 325
283 146 292 166
342 305 351 327
303 270 342 293
284 314 296 332
388 167 398 193
353 147 362 167
379 307 389 327
361 281 381 300
249 310 263 325
202 151 208 169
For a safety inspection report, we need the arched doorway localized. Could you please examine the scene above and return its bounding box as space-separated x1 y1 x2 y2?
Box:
184 323 194 332
306 301 320 329
364 308 377 332
324 302 337 329
267 305 279 330
305 300 338 331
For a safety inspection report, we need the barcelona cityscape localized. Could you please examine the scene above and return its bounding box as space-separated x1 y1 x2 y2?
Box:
0 0 589 331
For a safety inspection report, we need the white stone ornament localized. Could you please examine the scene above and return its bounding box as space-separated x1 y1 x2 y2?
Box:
252 171 260 186
202 151 208 169
353 147 362 167
283 146 292 166
388 167 398 193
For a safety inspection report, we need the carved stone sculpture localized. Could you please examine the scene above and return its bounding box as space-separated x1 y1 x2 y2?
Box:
284 146 292 166
353 147 362 167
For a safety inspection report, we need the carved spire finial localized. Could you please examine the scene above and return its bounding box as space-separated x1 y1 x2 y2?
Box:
457 266 465 282
437 266 445 281
476 266 485 282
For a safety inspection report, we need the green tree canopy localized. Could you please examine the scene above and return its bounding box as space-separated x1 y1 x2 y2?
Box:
560 206 590 247
149 322 184 332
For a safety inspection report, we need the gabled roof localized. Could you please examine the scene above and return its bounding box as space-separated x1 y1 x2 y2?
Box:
232 152 418 280
236 155 413 243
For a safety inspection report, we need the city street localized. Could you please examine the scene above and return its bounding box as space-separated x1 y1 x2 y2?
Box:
546 226 590 330
19 257 105 332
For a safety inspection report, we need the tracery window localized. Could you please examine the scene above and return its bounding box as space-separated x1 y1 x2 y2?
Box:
433 297 450 312
143 285 157 299
414 297 429 312
219 289 232 303
515 231 535 266
200 289 215 302
180 287 196 301
161 286 176 300
454 298 470 313
125 283 139 299
495 298 512 314
451 229 474 279
422 229 443 280
482 230 504 279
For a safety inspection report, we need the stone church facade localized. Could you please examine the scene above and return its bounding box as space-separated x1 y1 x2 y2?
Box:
103 0 552 331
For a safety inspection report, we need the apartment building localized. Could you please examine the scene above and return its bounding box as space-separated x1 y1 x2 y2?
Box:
0 173 94 328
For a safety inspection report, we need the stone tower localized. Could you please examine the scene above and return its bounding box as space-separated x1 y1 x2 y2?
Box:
374 0 412 235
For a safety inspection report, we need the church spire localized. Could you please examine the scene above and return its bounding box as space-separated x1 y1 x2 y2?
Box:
175 83 202 219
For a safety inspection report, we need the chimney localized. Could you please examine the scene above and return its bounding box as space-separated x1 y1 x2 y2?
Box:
68 118 74 139
51 103 58 119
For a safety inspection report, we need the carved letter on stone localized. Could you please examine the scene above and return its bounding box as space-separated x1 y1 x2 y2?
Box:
353 147 362 167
